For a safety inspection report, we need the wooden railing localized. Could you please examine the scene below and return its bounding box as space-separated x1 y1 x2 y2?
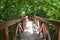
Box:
0 16 60 40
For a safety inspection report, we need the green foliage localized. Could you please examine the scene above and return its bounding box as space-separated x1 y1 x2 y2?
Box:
0 0 60 21
48 25 57 40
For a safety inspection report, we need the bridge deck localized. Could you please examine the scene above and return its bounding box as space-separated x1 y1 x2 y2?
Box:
19 32 43 40
17 20 43 40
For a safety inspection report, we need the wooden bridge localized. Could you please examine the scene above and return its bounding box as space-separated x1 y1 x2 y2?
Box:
0 15 60 40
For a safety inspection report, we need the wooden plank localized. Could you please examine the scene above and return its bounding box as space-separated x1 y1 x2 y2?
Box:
5 27 9 40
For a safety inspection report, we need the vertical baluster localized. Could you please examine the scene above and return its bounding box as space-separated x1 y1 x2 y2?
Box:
19 23 23 33
13 24 19 40
42 22 47 40
5 27 9 40
34 16 37 25
0 29 6 40
39 21 43 33
23 16 28 30
55 27 58 40
46 26 51 40
58 27 60 40
36 18 40 27
13 23 23 40
33 16 41 34
17 23 22 40
34 16 38 27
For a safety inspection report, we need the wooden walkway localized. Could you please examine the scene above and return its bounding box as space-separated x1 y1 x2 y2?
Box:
17 20 43 40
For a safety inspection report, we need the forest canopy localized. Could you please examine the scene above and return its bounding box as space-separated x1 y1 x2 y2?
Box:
0 0 60 22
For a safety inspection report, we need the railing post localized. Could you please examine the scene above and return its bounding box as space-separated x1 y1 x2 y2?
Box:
56 27 58 40
23 16 28 30
34 16 39 27
5 27 9 40
13 24 19 40
13 23 23 40
0 29 6 40
42 22 47 40
58 27 60 40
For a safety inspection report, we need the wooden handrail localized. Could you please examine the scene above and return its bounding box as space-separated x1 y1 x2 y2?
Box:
0 17 25 31
0 16 60 31
34 16 60 26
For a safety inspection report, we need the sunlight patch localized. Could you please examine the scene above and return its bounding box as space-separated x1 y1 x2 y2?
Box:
24 20 33 34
